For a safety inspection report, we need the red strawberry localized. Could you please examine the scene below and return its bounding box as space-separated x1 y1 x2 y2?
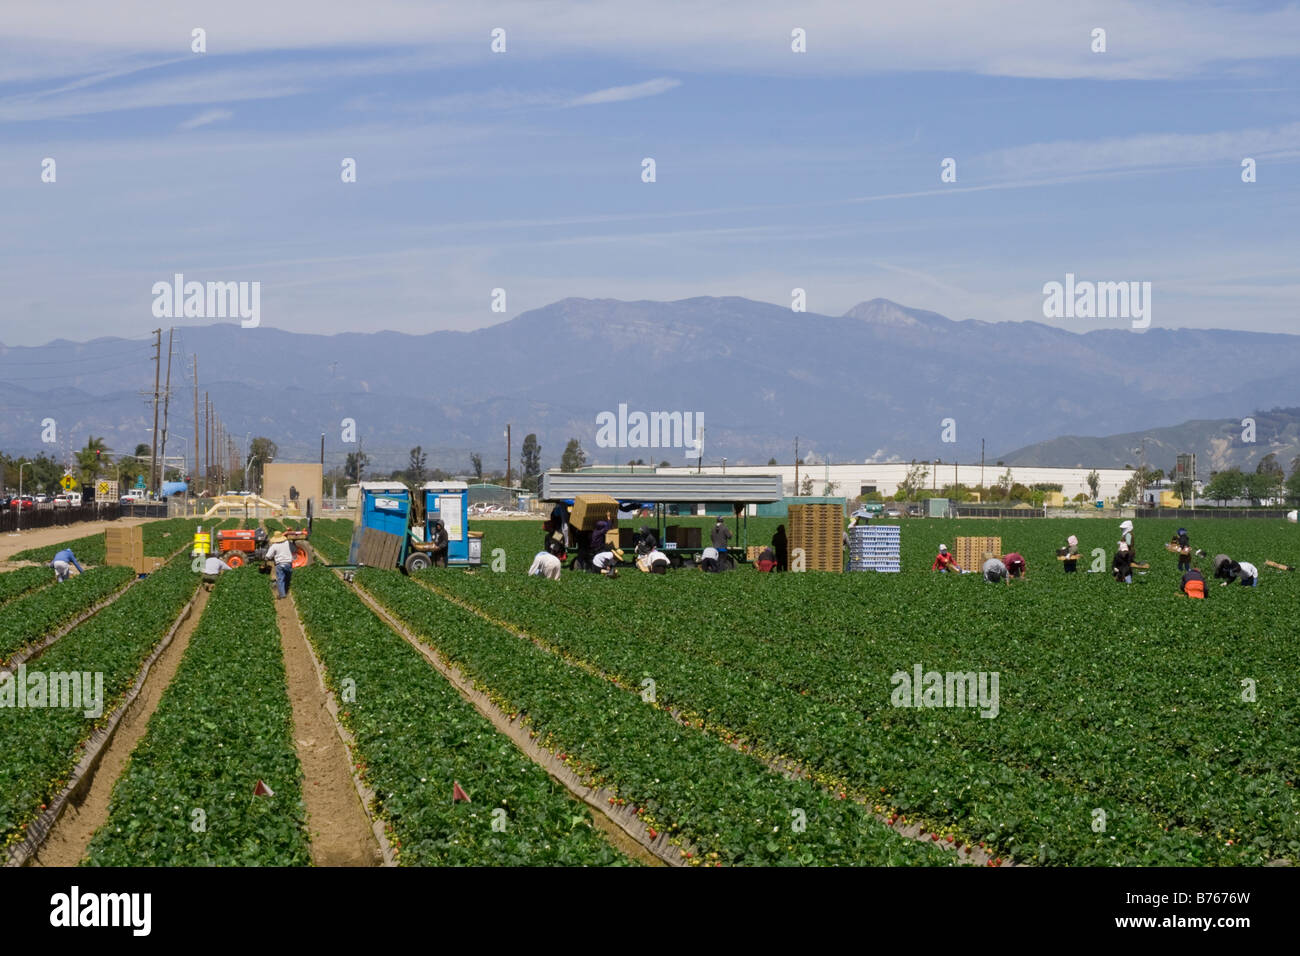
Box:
946 835 954 843
647 827 658 840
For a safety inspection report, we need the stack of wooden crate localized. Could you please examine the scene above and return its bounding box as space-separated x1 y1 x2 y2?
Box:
105 525 164 575
954 536 1002 572
105 526 143 570
787 503 843 572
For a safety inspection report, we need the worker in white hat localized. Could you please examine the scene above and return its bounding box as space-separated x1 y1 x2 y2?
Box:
931 544 962 573
265 531 295 598
1118 519 1136 561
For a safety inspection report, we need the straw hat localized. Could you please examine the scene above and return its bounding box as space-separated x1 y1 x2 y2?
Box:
270 532 288 544
611 548 625 561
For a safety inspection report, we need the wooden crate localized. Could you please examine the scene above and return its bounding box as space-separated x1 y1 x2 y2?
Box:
570 495 619 531
105 526 144 569
788 504 843 572
954 536 1001 572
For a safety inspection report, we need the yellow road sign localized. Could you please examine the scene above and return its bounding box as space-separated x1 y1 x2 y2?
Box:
60 474 77 491
97 481 110 495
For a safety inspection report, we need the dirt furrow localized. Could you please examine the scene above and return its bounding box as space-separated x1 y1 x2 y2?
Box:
28 587 210 867
276 593 382 867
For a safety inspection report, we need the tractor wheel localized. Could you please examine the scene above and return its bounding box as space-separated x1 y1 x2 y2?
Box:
291 542 311 569
405 551 432 573
222 550 246 568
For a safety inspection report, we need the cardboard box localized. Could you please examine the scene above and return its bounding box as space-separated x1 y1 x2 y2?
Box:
570 494 619 531
106 526 144 569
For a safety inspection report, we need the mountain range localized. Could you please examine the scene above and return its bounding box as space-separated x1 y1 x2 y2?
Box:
3 296 1300 474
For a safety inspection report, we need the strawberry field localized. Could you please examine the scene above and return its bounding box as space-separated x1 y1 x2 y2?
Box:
1 514 1296 866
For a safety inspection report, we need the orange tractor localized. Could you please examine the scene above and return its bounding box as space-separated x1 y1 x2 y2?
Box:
214 526 311 569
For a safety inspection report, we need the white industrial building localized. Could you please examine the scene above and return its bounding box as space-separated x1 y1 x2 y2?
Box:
655 462 1136 501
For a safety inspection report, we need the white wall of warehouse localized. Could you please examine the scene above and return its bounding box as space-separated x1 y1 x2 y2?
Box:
655 462 1135 500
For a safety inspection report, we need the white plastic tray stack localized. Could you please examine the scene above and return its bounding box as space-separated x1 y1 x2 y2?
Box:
849 524 900 572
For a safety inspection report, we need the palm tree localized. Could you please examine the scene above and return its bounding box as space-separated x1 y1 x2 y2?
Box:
75 435 111 484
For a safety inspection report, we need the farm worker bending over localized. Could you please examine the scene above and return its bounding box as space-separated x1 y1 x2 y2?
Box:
429 518 449 568
754 546 777 573
711 516 732 551
931 544 962 573
698 546 722 573
1219 559 1259 588
528 546 563 580
982 555 1008 583
1119 520 1136 561
202 554 232 591
1180 566 1208 599
637 547 671 574
591 547 623 577
49 548 84 583
1003 552 1027 579
1060 535 1080 573
1112 542 1134 584
265 532 295 599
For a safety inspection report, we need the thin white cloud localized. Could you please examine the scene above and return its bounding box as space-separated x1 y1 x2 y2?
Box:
979 121 1300 178
177 108 232 130
3 1 1300 84
566 77 680 106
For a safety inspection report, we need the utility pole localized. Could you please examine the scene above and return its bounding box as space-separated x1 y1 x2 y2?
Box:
149 328 162 494
192 355 199 485
320 433 325 474
505 424 512 489
793 436 799 496
204 393 211 493
980 438 985 493
159 328 173 487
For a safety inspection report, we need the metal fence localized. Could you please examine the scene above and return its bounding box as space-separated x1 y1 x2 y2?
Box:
952 506 1046 519
1134 507 1292 520
0 502 120 534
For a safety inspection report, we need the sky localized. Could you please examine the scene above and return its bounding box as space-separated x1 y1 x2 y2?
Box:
1 0 1299 347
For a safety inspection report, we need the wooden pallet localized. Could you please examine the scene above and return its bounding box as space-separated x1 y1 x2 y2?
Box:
357 527 404 569
954 536 1001 572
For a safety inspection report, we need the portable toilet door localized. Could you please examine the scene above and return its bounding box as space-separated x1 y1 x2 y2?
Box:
423 481 470 564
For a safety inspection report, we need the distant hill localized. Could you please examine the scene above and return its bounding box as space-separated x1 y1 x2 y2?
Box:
998 408 1300 474
4 297 1300 472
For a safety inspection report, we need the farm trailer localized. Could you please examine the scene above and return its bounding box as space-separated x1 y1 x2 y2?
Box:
539 472 784 570
344 481 484 573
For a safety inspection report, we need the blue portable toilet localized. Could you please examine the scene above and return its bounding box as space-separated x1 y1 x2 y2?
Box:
350 482 411 565
421 481 482 566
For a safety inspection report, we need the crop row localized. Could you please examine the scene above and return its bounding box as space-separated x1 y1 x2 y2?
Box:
0 566 54 608
0 567 136 666
434 570 1300 864
292 566 631 865
86 569 311 866
305 519 352 565
0 555 201 850
356 570 952 865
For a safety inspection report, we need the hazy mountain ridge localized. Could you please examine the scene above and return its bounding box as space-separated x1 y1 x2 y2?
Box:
3 296 1300 471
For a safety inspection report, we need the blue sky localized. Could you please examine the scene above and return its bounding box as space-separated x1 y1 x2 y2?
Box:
1 0 1299 347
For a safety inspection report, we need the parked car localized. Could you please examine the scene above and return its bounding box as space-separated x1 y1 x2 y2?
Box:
0 495 11 509
33 494 50 504
120 488 147 504
906 506 922 517
883 507 902 519
11 496 34 511
53 492 82 508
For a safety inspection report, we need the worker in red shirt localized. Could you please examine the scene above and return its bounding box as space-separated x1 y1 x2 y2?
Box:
931 544 963 573
1003 552 1027 579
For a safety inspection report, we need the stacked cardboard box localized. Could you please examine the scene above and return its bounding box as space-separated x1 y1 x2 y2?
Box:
788 503 844 572
570 495 619 531
954 536 1002 573
105 526 166 574
105 526 144 569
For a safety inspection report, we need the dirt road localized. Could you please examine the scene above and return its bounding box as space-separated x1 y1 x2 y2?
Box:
0 517 152 563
